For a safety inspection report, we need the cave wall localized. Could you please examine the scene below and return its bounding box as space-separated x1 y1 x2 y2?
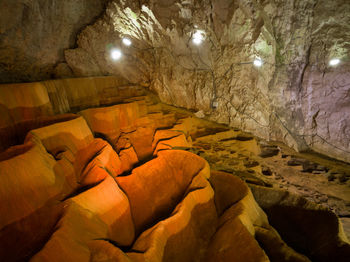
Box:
0 0 109 83
1 0 349 162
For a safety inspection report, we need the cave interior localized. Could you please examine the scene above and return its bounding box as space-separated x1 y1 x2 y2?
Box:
0 0 350 261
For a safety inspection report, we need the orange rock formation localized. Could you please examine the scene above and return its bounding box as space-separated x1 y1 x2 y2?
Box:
0 77 348 262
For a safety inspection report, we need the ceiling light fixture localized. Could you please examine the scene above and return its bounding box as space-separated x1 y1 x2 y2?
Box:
329 58 340 66
111 49 122 60
253 58 263 67
192 30 205 45
122 38 132 46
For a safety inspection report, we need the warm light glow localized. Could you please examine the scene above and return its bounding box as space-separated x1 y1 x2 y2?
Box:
122 38 132 46
111 49 122 60
192 30 205 45
329 58 340 66
253 58 263 67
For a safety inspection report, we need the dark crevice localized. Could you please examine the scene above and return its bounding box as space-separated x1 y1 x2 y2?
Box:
92 238 143 254
155 148 172 153
117 155 158 177
219 137 237 142
94 132 116 150
79 144 107 172
193 127 230 139
339 214 350 218
129 184 207 249
60 180 104 202
151 130 180 144
153 124 177 132
118 169 207 252
117 143 134 154
233 136 254 141
153 134 182 146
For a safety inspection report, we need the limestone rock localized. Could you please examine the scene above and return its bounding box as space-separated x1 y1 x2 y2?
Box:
79 102 142 145
195 110 205 119
0 143 66 261
75 139 124 185
206 217 269 262
26 117 94 157
0 81 53 150
61 0 350 163
0 82 348 261
0 0 109 83
1 0 350 162
259 145 280 158
206 170 270 262
209 171 249 216
116 150 209 234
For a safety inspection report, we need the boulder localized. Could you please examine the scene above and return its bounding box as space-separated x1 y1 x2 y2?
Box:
259 145 280 158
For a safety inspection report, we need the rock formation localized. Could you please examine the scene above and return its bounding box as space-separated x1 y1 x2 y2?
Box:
0 0 109 83
0 77 349 261
1 0 349 162
67 0 350 163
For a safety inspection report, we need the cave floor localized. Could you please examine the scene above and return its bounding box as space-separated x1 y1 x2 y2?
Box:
159 103 350 239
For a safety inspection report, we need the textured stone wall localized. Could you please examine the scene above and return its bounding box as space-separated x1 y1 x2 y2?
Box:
0 0 109 83
64 0 350 162
1 0 349 162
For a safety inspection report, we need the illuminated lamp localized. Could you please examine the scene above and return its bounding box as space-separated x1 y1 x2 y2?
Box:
192 30 205 45
111 49 122 60
253 58 263 67
122 38 132 46
329 58 340 66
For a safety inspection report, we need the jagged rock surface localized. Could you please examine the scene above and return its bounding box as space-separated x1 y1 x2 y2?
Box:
61 0 350 163
0 0 108 83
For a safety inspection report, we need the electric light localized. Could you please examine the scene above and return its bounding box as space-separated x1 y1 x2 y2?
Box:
122 38 132 46
329 58 340 66
253 58 263 67
192 30 205 45
111 49 122 60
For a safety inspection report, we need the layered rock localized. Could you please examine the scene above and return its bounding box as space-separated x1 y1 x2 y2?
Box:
0 142 65 261
1 77 349 261
0 76 145 151
1 86 322 262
